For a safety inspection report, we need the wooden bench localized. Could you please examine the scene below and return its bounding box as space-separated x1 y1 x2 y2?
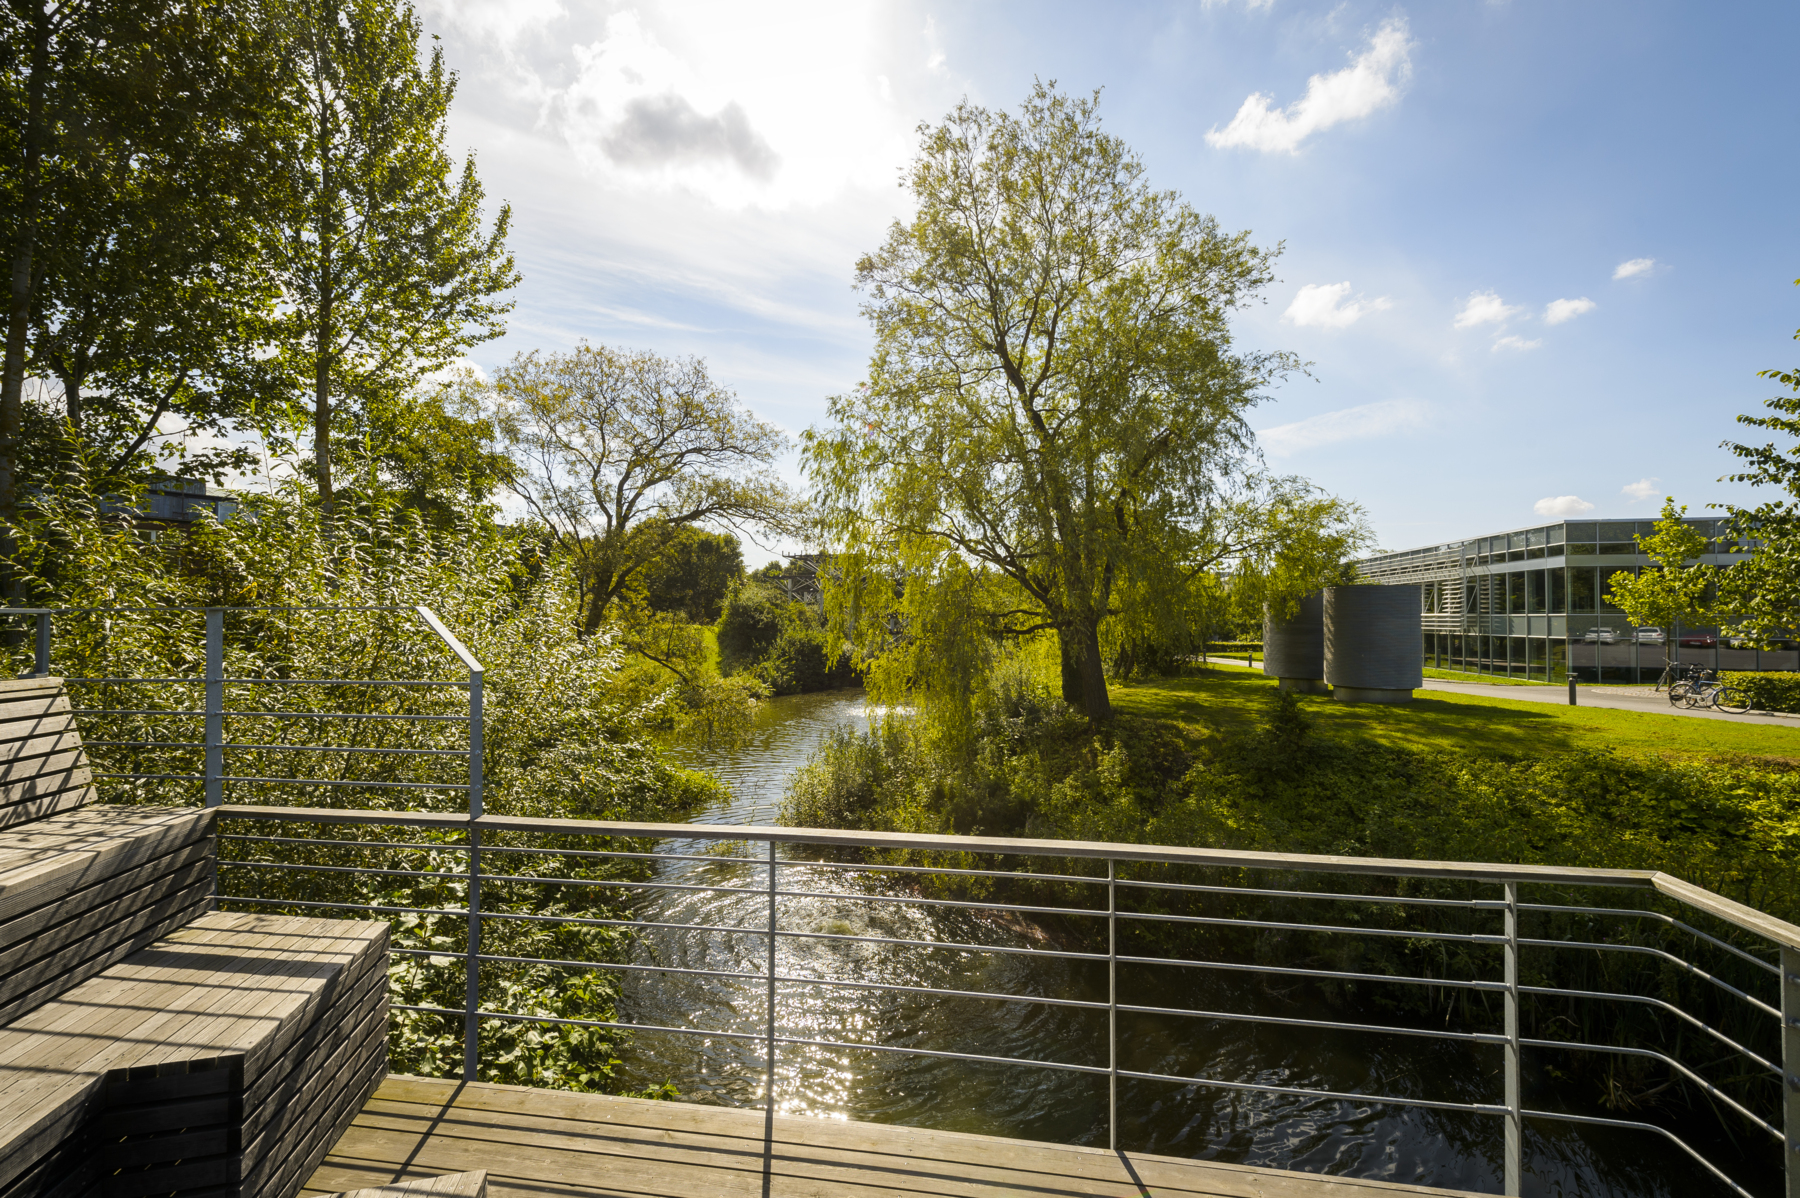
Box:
0 677 99 830
0 911 388 1198
0 804 217 1024
0 678 393 1198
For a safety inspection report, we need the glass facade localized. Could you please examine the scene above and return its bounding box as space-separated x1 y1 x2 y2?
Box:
1352 518 1798 682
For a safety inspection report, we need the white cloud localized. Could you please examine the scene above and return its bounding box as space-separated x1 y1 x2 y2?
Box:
1205 18 1413 154
1543 297 1595 325
1613 257 1657 280
1283 281 1391 329
1493 335 1542 352
421 0 564 46
923 15 946 70
1622 477 1661 501
1258 399 1430 456
1454 290 1522 329
1535 495 1595 517
533 6 923 209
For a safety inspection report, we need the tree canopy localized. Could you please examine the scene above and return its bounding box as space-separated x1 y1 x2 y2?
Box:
259 0 517 513
493 343 795 636
805 83 1299 723
1717 291 1800 643
1605 498 1715 656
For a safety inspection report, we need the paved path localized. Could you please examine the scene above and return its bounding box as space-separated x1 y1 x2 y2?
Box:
1419 679 1800 728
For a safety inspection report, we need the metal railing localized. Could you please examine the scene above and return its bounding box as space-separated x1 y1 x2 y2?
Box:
12 604 1795 1196
202 804 1799 1198
6 604 481 809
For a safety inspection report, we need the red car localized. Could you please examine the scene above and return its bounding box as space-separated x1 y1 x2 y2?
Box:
1677 633 1718 649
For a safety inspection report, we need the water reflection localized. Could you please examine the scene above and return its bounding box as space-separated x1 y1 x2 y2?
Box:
609 686 1743 1196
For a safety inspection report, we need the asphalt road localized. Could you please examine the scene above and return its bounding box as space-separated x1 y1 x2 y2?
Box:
1419 678 1800 728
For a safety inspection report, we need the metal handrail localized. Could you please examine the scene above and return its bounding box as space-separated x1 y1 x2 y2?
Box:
209 806 1796 1198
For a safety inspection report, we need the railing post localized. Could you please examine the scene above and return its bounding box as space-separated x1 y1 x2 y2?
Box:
464 823 481 1082
464 661 484 1084
1504 881 1522 1196
766 837 778 1117
1783 943 1800 1198
1108 858 1118 1152
203 608 223 808
33 613 49 677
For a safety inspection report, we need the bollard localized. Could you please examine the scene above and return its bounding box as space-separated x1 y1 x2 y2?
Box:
1568 677 1578 706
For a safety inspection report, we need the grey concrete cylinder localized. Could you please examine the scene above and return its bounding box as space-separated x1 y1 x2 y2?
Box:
1263 592 1328 694
1324 585 1422 703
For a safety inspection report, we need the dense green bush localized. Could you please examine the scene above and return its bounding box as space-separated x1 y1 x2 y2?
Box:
715 579 857 695
1721 670 1800 713
2 469 716 1095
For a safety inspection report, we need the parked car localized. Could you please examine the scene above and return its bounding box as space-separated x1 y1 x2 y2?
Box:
1678 632 1718 648
1580 627 1623 644
1633 627 1665 645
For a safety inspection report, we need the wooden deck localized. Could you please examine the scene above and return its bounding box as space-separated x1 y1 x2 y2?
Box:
304 1075 1476 1198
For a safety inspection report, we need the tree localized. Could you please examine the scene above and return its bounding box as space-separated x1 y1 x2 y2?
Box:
640 526 743 622
493 343 796 637
1717 295 1800 643
1605 498 1715 660
804 84 1297 722
260 0 517 513
25 0 289 484
0 0 286 530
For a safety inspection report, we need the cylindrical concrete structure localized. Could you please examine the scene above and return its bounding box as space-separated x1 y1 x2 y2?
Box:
1324 585 1422 703
1263 592 1328 694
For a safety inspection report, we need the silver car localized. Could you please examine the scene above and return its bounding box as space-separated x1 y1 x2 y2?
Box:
1634 627 1666 645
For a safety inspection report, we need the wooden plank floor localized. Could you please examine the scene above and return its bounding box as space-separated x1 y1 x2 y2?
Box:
304 1075 1477 1198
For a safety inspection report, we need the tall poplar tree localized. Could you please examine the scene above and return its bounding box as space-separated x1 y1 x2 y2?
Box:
262 0 517 513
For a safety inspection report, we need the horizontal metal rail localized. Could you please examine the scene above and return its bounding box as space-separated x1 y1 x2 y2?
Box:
191 803 1800 1198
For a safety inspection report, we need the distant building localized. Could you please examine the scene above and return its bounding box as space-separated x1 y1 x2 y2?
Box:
1351 517 1795 683
107 479 240 540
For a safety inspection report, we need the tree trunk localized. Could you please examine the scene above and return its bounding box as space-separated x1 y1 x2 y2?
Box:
1058 629 1082 706
0 5 51 546
314 354 333 512
1075 620 1112 723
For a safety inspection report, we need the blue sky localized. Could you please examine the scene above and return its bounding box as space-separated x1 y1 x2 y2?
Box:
420 0 1800 561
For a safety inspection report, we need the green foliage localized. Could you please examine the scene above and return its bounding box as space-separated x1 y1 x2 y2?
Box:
714 579 855 696
1604 497 1715 647
1 459 717 1094
0 0 293 509
260 0 518 511
491 344 794 635
641 526 743 622
1719 284 1800 643
1720 671 1800 714
805 83 1299 723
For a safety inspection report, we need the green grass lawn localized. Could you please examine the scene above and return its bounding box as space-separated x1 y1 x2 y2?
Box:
1112 664 1800 764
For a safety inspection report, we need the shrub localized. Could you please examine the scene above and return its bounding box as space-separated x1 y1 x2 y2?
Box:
1721 670 1800 713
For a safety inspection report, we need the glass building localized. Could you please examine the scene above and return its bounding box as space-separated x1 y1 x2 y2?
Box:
1351 518 1797 683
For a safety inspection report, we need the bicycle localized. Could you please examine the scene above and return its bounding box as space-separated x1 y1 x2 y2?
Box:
1654 661 1705 694
1671 671 1752 714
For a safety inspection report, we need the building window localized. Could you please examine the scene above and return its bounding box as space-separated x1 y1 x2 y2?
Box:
1528 570 1547 614
1570 568 1596 613
1549 567 1566 613
1508 572 1526 613
1601 567 1633 612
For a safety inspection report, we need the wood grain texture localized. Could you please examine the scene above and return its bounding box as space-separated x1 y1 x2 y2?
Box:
305 1075 1477 1198
316 1171 486 1198
0 683 94 828
0 911 388 1198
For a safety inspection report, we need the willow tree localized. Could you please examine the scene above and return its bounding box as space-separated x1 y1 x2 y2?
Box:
805 84 1296 723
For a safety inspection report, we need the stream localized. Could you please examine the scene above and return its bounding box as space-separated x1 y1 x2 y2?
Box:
609 688 1736 1196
